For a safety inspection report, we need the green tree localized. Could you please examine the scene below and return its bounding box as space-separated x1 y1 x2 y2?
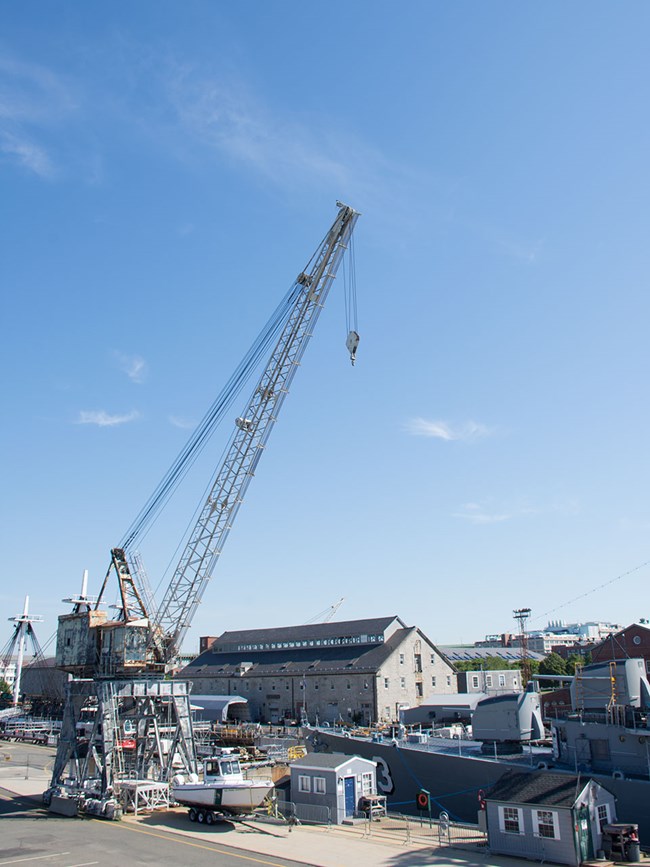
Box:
0 678 12 707
539 652 568 688
453 656 517 673
513 658 540 676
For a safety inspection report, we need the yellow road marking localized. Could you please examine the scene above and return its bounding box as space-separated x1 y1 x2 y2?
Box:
99 820 290 867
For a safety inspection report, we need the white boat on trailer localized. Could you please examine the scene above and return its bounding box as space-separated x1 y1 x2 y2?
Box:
172 748 274 823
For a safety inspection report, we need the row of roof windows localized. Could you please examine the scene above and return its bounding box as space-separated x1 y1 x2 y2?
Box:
216 635 383 653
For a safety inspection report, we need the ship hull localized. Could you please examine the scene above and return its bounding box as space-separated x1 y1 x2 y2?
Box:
309 729 650 838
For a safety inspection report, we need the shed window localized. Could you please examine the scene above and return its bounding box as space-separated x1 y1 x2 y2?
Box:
298 775 311 793
471 675 479 689
533 809 559 839
498 806 523 835
598 803 610 829
361 772 373 795
313 776 326 794
498 674 506 687
485 675 492 687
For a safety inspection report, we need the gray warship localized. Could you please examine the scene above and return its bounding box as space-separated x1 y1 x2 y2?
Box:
306 658 650 837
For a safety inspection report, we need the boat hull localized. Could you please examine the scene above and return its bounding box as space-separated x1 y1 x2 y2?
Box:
172 781 274 815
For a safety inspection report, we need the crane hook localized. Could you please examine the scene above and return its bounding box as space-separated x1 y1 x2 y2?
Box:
346 330 360 366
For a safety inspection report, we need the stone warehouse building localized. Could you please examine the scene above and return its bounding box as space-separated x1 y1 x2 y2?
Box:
179 616 457 725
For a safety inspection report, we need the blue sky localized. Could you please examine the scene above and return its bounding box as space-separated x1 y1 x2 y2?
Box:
2 2 650 654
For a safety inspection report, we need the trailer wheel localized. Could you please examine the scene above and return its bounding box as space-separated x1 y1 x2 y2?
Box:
197 810 205 823
188 808 197 822
205 811 215 825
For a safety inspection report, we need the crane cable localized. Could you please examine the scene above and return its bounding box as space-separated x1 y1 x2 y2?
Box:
120 223 333 553
120 282 302 552
343 233 360 364
344 233 358 335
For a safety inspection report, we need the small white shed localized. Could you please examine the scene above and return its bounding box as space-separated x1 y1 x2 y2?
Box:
290 752 378 824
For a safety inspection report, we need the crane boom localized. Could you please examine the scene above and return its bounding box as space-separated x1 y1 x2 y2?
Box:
154 203 359 661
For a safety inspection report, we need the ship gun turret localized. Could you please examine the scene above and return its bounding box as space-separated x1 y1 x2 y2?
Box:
472 683 545 755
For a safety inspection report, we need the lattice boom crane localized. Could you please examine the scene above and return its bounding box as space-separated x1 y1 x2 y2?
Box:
56 202 359 678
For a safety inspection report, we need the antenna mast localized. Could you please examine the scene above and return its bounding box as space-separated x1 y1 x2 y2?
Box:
513 607 532 686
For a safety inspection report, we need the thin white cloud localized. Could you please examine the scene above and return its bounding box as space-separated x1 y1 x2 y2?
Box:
452 503 511 524
0 54 77 177
169 415 195 430
165 67 350 190
115 352 148 384
0 132 54 177
404 418 493 442
497 236 544 264
76 410 140 427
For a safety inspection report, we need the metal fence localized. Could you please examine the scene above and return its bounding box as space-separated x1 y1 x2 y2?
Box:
274 796 331 827
356 811 487 849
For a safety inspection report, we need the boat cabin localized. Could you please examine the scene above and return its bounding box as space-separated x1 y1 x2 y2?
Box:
204 750 243 781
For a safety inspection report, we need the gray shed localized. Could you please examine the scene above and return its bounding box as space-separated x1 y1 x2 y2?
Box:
290 752 377 824
486 770 617 866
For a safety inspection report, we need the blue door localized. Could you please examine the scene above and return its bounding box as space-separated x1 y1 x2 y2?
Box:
344 777 356 816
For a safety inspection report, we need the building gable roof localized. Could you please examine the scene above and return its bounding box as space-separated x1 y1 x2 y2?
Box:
591 622 650 660
290 752 375 772
215 616 405 648
487 770 597 808
182 622 454 678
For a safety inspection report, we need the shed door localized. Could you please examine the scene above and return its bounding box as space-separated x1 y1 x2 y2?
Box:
344 777 356 816
576 806 593 862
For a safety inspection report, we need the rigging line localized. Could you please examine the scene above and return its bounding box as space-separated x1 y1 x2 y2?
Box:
123 318 282 546
152 431 234 600
532 558 650 623
343 234 357 335
147 289 300 596
121 284 300 550
349 233 358 329
125 316 285 553
131 287 294 521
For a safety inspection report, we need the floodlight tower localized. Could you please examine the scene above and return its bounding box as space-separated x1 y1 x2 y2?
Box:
513 607 532 685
